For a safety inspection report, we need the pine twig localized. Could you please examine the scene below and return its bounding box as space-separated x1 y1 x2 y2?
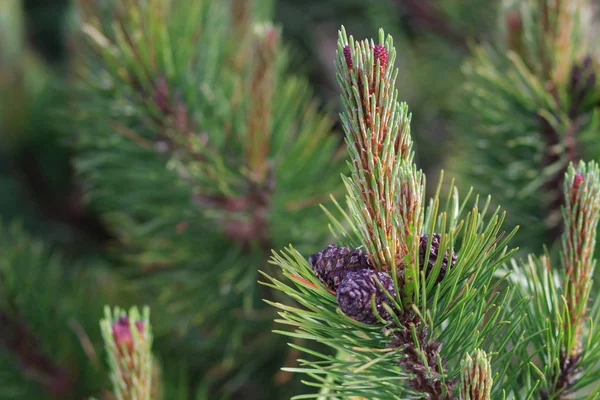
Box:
541 161 600 399
561 164 600 355
336 26 447 398
100 306 153 400
336 27 422 276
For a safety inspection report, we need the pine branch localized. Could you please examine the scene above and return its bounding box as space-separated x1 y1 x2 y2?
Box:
0 221 129 399
336 26 420 278
264 26 522 399
510 161 600 398
389 311 450 397
561 164 600 355
0 309 75 397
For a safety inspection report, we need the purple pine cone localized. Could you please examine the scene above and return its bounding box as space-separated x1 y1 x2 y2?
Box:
308 244 373 291
337 269 396 324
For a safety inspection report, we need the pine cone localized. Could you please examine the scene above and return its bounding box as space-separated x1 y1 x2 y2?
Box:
308 244 373 291
336 269 395 324
419 234 457 283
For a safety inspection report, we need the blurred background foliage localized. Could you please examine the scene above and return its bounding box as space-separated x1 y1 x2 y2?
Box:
5 0 600 398
2 0 501 242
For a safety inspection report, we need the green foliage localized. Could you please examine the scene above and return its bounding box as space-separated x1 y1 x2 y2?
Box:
507 161 600 399
450 0 600 255
264 186 522 398
0 221 129 399
4 0 600 398
66 0 347 396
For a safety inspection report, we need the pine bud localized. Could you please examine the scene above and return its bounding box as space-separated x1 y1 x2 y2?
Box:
506 9 522 32
459 349 493 400
573 173 584 187
336 269 395 324
343 45 353 70
101 306 153 400
373 44 388 71
308 244 373 291
504 9 531 71
419 234 457 283
572 173 584 201
112 316 144 354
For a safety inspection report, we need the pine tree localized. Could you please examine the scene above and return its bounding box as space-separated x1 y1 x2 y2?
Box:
450 0 600 255
264 25 600 399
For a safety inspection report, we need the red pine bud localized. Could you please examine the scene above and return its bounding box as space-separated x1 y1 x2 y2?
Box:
112 316 144 353
373 44 388 71
343 45 353 70
574 173 584 188
572 173 584 200
506 9 522 33
261 25 279 54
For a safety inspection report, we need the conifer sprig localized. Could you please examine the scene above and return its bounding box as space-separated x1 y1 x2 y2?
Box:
335 27 421 278
264 26 521 399
100 306 153 400
510 161 600 398
561 162 600 357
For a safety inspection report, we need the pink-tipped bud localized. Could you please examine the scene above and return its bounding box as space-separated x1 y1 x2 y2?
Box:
373 44 388 71
262 26 279 54
573 173 585 199
506 10 522 33
112 316 144 353
343 45 353 70
574 173 584 188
